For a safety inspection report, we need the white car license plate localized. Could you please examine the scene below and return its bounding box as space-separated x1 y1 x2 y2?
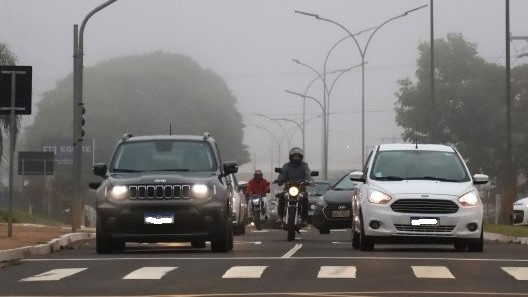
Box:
331 210 350 218
144 212 174 225
411 217 438 226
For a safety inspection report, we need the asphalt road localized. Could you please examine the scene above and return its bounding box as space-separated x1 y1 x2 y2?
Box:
1 226 528 297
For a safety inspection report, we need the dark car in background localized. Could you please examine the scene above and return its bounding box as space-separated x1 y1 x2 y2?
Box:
306 180 331 223
312 172 357 234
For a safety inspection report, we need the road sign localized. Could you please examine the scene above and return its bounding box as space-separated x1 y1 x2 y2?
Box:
18 151 54 175
0 66 32 115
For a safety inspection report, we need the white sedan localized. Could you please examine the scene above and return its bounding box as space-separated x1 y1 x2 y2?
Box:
513 197 528 225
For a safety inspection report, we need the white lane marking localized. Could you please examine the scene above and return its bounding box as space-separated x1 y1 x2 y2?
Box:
317 266 356 278
21 268 87 282
412 266 455 279
235 241 262 245
281 243 302 258
502 267 528 280
222 266 267 278
122 267 177 280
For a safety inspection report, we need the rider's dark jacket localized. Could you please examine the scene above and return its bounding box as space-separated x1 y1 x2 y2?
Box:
276 161 313 185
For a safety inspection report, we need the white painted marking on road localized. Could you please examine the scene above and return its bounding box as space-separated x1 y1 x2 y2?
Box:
21 268 87 281
235 241 262 245
281 243 302 258
317 266 356 278
502 267 528 280
331 241 350 245
222 266 267 278
412 266 454 279
122 267 177 280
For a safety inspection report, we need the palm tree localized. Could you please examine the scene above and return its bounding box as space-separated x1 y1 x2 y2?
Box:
0 42 20 166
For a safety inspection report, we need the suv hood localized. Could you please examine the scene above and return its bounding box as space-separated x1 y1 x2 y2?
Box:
108 172 218 185
369 179 475 197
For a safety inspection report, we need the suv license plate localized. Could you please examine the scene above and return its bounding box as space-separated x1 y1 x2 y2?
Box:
144 212 174 225
332 210 351 218
411 217 438 226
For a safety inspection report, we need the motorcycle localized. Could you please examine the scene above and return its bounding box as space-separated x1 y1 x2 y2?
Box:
249 194 268 230
274 168 319 241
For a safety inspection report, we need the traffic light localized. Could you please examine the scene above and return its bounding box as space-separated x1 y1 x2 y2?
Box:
79 104 86 138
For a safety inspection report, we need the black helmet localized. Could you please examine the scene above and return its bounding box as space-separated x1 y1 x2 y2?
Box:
289 147 304 163
254 169 263 179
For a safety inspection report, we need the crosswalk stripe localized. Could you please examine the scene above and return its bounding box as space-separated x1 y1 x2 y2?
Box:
123 267 177 280
502 267 528 280
222 266 268 278
412 266 455 279
21 268 87 282
317 266 356 278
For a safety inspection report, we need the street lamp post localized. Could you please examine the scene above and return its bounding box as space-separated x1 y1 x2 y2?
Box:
249 123 281 179
285 90 326 178
295 5 427 165
72 0 118 231
288 62 363 179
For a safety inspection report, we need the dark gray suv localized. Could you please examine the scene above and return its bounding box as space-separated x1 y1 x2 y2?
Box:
89 133 238 254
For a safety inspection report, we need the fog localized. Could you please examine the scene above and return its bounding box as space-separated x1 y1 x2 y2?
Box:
1 0 527 175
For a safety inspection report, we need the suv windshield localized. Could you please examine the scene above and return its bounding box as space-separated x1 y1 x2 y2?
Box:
370 150 470 182
110 140 217 172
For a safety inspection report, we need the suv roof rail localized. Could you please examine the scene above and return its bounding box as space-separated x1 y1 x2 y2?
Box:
121 133 134 142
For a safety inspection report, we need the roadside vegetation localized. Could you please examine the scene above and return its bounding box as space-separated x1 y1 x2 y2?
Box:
484 223 528 237
0 207 63 226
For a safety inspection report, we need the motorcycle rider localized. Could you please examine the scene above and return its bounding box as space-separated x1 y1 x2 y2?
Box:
275 147 314 226
246 169 270 215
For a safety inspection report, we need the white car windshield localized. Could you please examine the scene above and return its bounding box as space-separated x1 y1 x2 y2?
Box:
370 150 470 182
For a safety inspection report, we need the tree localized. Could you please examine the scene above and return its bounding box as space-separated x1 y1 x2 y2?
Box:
21 52 250 217
0 42 20 167
395 33 528 199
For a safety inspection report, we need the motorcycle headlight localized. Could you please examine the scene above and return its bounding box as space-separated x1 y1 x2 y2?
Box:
288 186 300 197
192 184 210 199
368 190 391 204
459 190 480 207
107 185 128 201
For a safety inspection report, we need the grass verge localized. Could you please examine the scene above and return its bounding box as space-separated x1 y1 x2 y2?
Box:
0 208 63 226
484 223 528 237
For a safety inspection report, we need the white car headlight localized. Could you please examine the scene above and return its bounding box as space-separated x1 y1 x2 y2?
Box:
368 190 391 204
192 184 210 199
108 185 128 201
288 186 300 197
459 191 480 207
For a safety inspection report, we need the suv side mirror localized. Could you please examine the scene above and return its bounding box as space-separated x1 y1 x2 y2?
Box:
93 163 107 177
274 167 283 174
223 161 238 175
89 181 101 190
310 171 319 177
473 174 489 185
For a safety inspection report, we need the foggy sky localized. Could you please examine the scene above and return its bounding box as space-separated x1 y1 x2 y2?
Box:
1 0 527 175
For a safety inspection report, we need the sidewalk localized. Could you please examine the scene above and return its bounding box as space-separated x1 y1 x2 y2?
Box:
0 223 95 263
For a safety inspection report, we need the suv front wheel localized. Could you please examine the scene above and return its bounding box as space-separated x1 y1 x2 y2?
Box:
211 218 233 253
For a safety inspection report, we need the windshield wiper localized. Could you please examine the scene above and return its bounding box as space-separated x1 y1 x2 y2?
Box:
406 176 459 182
334 188 353 191
376 176 404 181
156 169 190 172
112 168 142 173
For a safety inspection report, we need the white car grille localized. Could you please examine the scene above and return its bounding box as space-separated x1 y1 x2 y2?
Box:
391 199 459 214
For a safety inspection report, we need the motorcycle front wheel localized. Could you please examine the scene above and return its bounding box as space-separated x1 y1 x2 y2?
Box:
287 207 296 241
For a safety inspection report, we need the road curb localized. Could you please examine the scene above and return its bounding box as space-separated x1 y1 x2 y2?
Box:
0 232 95 263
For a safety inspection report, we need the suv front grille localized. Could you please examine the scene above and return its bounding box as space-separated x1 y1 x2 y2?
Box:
391 199 459 214
129 185 191 200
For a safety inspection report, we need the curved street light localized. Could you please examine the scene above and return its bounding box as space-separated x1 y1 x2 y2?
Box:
248 123 282 179
72 0 118 231
295 4 428 165
288 61 363 179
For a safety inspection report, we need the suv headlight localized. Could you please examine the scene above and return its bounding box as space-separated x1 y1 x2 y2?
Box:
458 190 480 207
192 184 210 199
107 185 128 201
368 189 392 204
